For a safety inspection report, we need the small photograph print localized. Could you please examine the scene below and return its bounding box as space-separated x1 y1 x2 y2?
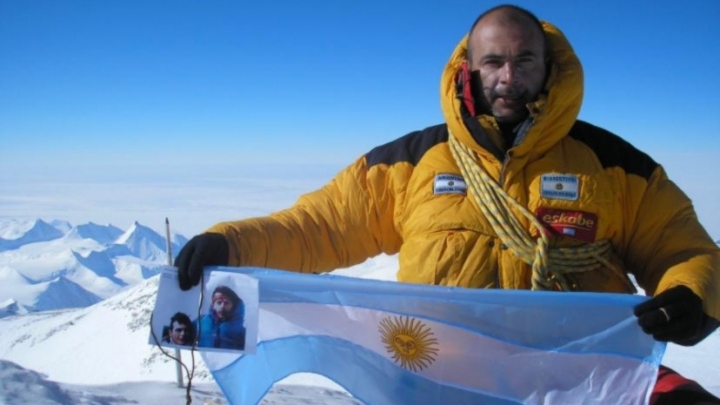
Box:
150 267 259 355
162 311 196 346
196 271 259 354
149 267 201 349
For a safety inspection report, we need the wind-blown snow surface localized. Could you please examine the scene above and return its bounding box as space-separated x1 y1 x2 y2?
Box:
0 218 718 404
0 359 362 405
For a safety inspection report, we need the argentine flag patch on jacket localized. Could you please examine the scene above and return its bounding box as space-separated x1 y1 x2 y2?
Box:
434 173 467 195
541 174 579 201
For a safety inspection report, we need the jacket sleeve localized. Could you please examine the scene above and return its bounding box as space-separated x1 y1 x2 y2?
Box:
624 166 720 321
204 156 404 273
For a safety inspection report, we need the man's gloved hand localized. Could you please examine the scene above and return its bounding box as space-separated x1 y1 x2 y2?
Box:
634 285 717 346
174 233 229 291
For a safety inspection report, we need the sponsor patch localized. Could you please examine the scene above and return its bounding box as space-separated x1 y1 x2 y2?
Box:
536 208 598 243
540 174 579 201
434 173 467 195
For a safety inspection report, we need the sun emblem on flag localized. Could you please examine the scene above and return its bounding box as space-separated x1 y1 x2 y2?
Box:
379 315 439 372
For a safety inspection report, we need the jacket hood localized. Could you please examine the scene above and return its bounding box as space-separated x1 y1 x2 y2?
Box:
440 21 583 160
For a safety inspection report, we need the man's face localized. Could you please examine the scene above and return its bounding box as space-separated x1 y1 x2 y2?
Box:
212 293 235 320
170 321 189 345
468 19 547 124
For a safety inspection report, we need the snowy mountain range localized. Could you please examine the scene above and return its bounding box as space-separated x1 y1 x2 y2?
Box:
0 218 188 317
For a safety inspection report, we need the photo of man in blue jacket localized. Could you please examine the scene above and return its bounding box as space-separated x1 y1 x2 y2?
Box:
196 285 246 350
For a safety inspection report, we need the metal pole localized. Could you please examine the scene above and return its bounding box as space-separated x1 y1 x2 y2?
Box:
166 217 184 389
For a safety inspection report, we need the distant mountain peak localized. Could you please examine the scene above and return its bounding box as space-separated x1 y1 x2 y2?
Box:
114 222 174 263
29 219 64 236
117 222 158 242
73 222 123 245
30 218 50 227
0 298 29 318
32 277 102 312
0 219 65 252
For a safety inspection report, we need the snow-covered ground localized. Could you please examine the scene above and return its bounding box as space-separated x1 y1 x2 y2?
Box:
0 360 362 405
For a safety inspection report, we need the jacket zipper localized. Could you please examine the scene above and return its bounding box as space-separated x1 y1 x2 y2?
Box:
494 117 534 289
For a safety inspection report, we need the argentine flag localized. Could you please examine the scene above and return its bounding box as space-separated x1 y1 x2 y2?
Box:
154 266 665 405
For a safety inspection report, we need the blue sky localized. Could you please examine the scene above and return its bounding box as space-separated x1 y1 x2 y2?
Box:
2 0 720 236
3 0 719 165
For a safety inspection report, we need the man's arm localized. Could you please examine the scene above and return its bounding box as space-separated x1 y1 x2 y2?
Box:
625 166 720 344
176 156 404 289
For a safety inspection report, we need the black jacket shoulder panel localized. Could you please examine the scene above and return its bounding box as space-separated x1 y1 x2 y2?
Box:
464 116 505 161
365 123 449 168
568 120 658 180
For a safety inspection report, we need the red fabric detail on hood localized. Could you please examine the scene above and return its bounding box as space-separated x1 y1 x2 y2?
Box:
455 60 475 116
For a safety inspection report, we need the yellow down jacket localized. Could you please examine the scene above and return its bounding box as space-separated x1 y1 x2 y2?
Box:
208 22 720 321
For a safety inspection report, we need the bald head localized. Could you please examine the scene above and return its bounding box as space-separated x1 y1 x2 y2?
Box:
465 5 548 123
467 5 546 62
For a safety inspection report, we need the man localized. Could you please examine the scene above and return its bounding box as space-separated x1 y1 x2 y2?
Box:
175 5 720 403
196 285 246 350
163 312 194 346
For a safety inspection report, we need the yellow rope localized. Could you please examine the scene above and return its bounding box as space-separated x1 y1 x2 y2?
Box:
448 132 629 291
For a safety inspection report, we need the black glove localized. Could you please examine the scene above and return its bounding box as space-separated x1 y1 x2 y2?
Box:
174 233 229 291
634 285 719 346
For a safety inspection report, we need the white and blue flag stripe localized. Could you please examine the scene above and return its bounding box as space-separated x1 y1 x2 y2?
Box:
194 266 664 405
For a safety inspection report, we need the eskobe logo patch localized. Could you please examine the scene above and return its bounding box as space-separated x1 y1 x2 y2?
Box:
536 208 598 243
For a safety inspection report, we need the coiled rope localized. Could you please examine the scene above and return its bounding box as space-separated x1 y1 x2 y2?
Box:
448 131 630 291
